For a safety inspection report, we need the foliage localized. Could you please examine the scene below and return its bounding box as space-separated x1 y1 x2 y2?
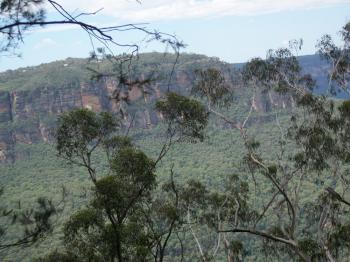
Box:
317 21 350 96
0 110 296 261
192 68 234 107
41 107 208 262
0 0 45 52
156 92 208 142
0 188 61 253
3 17 350 262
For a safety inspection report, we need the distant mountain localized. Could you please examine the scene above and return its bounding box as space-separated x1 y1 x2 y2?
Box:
0 52 338 162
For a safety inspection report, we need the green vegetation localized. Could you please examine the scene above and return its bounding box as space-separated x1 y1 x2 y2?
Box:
0 58 90 92
1 2 350 260
0 53 227 92
0 111 293 261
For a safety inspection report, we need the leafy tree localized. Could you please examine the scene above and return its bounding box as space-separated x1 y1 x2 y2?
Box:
44 104 208 261
5 2 350 262
179 174 251 262
0 1 188 260
317 21 350 95
41 23 350 261
182 27 350 261
156 92 209 143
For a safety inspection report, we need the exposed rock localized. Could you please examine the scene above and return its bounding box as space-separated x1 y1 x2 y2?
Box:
2 52 322 162
0 75 292 162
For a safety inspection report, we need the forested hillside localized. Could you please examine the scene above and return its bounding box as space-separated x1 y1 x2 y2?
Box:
0 52 301 261
0 53 332 163
2 46 350 261
1 0 350 261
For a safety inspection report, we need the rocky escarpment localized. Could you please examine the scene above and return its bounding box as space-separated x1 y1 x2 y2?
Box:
0 69 198 162
0 77 294 162
0 53 309 162
0 84 129 161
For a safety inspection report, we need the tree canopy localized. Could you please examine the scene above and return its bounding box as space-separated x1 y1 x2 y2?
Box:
2 2 350 261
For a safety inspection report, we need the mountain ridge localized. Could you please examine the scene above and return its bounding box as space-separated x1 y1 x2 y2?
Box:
0 53 332 162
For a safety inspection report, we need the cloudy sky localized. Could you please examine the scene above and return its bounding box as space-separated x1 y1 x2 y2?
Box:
1 0 350 71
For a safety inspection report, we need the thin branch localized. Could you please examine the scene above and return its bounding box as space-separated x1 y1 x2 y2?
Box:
219 228 296 246
242 94 255 129
187 209 207 262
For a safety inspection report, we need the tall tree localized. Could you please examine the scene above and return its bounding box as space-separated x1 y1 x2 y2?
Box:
0 1 183 256
185 31 350 261
43 96 208 261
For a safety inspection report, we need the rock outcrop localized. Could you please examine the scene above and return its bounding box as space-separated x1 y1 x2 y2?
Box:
2 53 326 162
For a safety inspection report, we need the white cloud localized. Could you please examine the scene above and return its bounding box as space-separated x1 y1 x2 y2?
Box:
51 0 350 22
34 38 58 49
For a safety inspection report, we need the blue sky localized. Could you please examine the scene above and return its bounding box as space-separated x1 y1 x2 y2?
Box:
0 0 349 71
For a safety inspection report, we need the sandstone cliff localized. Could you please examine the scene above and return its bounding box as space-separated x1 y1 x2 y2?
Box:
0 53 325 162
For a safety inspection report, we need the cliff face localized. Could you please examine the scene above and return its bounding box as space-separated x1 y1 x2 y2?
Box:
0 92 12 161
1 51 315 162
0 82 104 161
0 70 199 162
0 70 294 162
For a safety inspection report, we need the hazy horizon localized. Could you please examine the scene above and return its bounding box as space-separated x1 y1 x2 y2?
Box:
0 1 349 71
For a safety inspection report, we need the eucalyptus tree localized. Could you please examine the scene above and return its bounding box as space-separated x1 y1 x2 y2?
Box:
317 21 350 96
0 0 184 257
39 89 209 262
184 26 350 261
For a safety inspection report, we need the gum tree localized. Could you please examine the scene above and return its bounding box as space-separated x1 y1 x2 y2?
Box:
185 27 350 261
43 90 208 261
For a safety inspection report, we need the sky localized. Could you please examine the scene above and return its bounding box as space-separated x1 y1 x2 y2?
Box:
0 0 350 71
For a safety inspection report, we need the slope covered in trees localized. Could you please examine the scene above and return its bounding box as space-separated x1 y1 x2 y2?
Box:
1 43 350 261
0 52 299 163
0 52 339 164
1 0 350 261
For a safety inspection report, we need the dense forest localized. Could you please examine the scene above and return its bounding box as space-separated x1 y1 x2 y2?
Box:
0 53 298 261
1 1 350 262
